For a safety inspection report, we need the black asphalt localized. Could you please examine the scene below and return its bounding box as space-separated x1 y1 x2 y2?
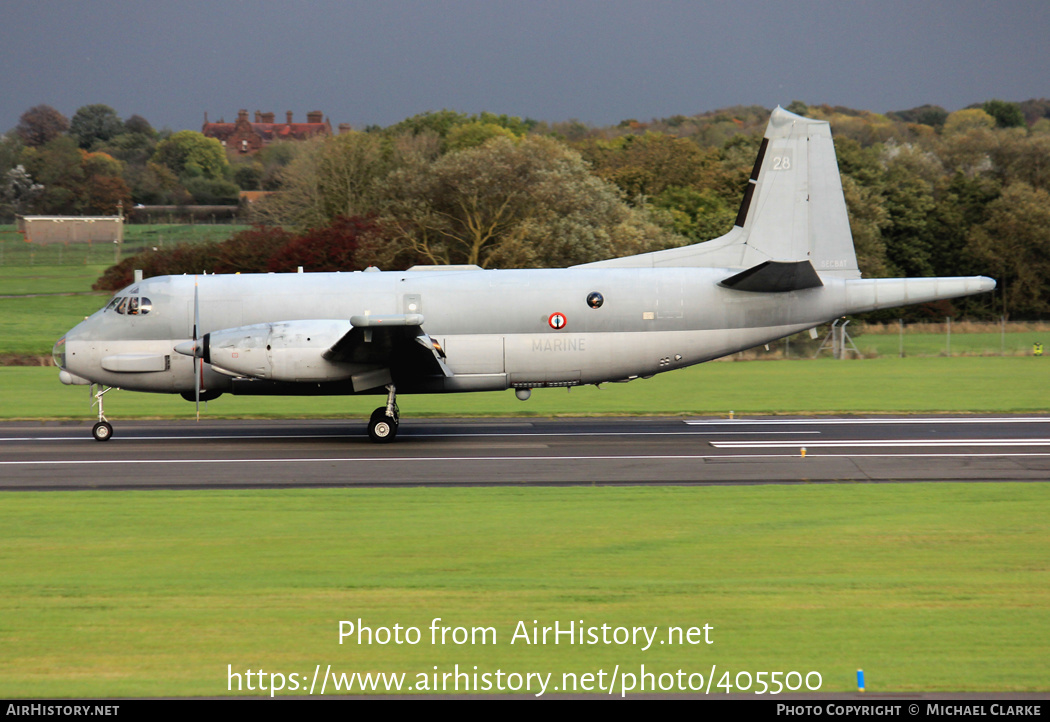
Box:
1 416 1049 490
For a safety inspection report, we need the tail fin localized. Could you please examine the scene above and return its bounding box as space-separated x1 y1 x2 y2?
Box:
579 106 860 278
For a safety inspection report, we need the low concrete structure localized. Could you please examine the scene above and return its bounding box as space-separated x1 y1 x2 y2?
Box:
17 215 123 245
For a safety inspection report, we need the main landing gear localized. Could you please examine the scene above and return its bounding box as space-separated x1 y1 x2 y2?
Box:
367 384 400 443
91 384 115 442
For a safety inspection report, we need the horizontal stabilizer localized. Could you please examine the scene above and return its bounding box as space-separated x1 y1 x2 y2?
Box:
721 260 824 293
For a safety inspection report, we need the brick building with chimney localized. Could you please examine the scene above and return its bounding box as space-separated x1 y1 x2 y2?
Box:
202 109 340 154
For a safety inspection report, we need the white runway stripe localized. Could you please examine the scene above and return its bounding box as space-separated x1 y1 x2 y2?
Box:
713 439 1050 448
686 417 1050 425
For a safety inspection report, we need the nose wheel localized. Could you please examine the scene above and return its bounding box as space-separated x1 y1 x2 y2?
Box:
367 384 400 443
92 421 113 442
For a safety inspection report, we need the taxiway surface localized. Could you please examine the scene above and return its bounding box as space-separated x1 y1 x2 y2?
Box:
2 416 1049 490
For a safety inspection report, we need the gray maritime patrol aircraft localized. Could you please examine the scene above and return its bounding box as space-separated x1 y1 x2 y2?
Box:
53 108 995 442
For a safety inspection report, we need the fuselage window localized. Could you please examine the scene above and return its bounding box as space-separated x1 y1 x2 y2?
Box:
138 297 152 315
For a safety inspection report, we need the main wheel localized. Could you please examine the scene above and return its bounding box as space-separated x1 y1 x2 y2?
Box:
92 421 113 442
367 407 398 443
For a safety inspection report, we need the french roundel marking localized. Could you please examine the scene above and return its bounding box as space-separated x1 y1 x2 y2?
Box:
548 312 567 330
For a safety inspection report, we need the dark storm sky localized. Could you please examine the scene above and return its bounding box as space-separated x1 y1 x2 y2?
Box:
2 0 1048 133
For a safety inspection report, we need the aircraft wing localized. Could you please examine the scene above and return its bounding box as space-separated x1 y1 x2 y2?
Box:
323 313 452 383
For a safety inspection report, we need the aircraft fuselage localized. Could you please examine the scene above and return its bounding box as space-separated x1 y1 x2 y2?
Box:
56 266 990 397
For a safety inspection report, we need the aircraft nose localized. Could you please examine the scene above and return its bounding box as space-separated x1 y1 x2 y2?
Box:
54 330 92 385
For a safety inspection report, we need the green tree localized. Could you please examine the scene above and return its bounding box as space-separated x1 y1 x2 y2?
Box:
19 137 130 214
445 122 517 152
385 109 470 138
839 175 889 278
123 115 155 136
887 104 948 129
474 112 537 136
182 176 240 205
253 132 391 229
880 154 937 277
0 133 23 174
968 183 1050 318
96 129 159 171
982 99 1025 129
69 104 124 149
123 162 187 205
232 162 263 191
925 173 999 278
651 187 735 243
992 131 1050 191
377 135 679 268
255 141 299 190
577 132 709 198
19 136 84 212
943 108 996 135
151 131 228 181
938 123 997 178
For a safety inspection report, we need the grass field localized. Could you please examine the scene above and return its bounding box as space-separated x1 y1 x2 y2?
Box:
851 324 1049 358
0 264 110 296
0 224 245 267
4 355 1049 420
0 264 110 359
0 484 1046 696
0 295 110 356
856 332 1044 357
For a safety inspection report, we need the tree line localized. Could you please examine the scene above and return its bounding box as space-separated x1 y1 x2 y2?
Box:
8 99 1050 318
0 104 286 217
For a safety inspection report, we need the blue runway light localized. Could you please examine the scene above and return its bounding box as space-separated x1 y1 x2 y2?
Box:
857 669 865 692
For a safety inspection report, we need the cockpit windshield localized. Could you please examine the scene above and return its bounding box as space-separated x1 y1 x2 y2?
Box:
106 295 152 315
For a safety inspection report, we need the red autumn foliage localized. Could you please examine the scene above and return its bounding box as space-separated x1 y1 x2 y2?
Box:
266 215 380 272
93 217 379 291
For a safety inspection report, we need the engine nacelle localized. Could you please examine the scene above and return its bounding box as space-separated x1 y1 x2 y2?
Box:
203 320 358 382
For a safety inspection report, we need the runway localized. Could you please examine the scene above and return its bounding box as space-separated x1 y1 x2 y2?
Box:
2 416 1049 490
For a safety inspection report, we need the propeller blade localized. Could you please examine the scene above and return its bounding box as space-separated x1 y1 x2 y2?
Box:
192 276 200 341
194 276 200 422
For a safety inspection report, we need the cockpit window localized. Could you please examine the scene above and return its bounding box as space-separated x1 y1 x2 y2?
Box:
127 297 151 315
52 336 66 369
107 296 151 315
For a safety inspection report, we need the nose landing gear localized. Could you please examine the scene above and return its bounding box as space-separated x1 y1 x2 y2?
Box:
91 384 116 442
